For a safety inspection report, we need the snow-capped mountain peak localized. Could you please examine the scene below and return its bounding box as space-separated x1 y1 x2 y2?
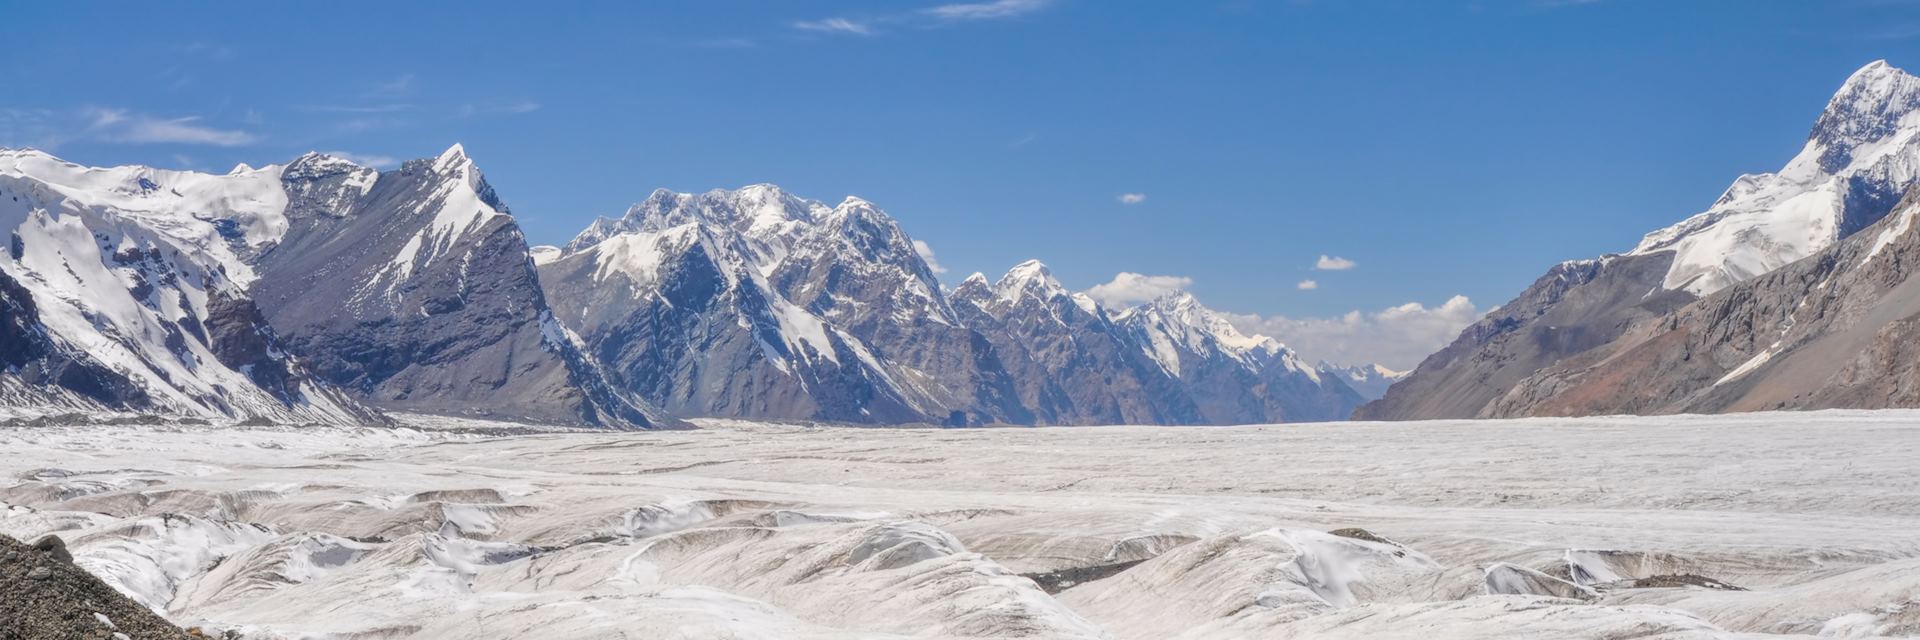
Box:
1117 291 1300 377
1629 60 1920 296
1805 59 1920 174
993 260 1070 303
432 142 473 173
1315 361 1408 401
0 148 377 423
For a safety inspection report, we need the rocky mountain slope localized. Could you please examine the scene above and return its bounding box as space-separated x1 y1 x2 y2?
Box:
0 149 380 424
251 146 674 429
541 187 1361 425
0 146 675 428
1484 187 1920 415
1360 60 1920 420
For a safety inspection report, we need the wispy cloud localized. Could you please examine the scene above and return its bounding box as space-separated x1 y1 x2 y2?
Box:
300 104 414 114
793 17 873 35
456 100 542 118
85 108 257 146
1314 255 1356 271
177 42 236 61
1085 272 1193 306
371 73 414 96
791 0 1054 38
925 0 1054 21
0 108 65 149
322 150 399 169
912 239 948 274
1118 193 1147 205
1296 279 1319 290
332 117 406 134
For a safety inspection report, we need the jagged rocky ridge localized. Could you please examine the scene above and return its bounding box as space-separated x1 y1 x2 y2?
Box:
251 146 675 429
0 146 676 429
1360 60 1920 420
540 187 1363 425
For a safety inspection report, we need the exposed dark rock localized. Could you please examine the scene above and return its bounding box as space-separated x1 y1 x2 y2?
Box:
0 534 191 640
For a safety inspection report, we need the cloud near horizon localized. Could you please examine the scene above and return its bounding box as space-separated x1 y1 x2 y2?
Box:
912 239 948 274
1224 295 1483 370
1085 272 1194 306
84 109 257 146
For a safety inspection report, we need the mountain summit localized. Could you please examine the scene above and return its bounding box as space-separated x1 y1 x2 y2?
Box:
1362 60 1920 420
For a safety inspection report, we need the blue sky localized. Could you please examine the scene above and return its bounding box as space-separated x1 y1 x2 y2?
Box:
5 0 1920 367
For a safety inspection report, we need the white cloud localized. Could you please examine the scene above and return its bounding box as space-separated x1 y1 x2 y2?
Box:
1118 193 1147 204
1315 255 1356 271
1296 279 1318 290
1224 295 1483 371
85 108 256 146
322 150 399 169
926 0 1053 21
1085 272 1194 307
912 239 948 274
793 17 873 35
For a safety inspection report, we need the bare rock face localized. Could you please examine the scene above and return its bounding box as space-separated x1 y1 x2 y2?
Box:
1486 189 1920 416
252 148 676 429
0 534 192 640
1356 253 1693 420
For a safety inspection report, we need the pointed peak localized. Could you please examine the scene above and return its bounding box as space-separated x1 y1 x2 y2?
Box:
1008 259 1049 275
284 151 369 180
1843 59 1904 86
1808 60 1920 172
633 188 684 212
724 183 797 203
432 142 473 173
994 260 1066 301
961 271 990 286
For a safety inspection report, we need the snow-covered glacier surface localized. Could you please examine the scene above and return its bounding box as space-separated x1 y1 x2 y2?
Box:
4 412 1920 639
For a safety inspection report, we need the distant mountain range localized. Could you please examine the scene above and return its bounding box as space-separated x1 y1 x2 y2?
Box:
1360 60 1920 420
536 185 1363 425
1 147 1375 426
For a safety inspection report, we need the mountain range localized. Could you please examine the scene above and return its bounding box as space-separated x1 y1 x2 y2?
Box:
12 60 1918 427
536 185 1363 425
1 147 1368 427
